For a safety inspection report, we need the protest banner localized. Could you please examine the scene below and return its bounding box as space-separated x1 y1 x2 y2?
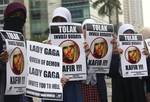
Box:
85 23 113 73
49 23 86 81
0 30 26 95
26 41 63 101
118 34 148 77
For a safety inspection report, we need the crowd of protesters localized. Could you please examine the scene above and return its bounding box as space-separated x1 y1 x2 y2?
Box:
0 2 150 102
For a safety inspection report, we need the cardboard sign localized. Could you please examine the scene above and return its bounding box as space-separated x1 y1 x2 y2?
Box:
49 23 86 81
0 30 26 95
26 41 63 101
118 34 148 77
85 23 113 73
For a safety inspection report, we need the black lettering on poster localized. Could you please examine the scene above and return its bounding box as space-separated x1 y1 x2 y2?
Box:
86 24 113 32
63 65 75 72
28 80 39 87
89 32 112 37
88 60 108 66
29 45 60 56
50 25 82 34
29 67 42 77
8 41 24 47
54 34 81 39
43 70 60 79
10 76 25 84
62 64 83 72
0 31 24 41
125 64 143 70
119 35 142 41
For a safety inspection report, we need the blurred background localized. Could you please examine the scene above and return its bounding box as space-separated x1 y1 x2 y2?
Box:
0 0 149 42
0 0 149 102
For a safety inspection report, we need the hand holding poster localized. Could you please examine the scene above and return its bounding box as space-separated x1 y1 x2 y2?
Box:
118 34 148 77
49 23 86 81
0 30 26 95
85 23 114 73
26 41 63 101
145 39 150 54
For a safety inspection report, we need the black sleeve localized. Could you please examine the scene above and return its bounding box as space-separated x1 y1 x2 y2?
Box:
0 35 3 53
142 57 150 92
0 35 6 72
147 56 150 76
108 54 120 78
143 56 150 78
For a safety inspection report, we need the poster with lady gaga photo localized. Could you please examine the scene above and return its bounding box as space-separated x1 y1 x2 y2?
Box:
118 33 148 77
85 23 114 73
0 30 26 95
49 23 86 81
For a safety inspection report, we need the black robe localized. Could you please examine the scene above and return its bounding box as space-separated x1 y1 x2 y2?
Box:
109 54 146 102
145 57 150 93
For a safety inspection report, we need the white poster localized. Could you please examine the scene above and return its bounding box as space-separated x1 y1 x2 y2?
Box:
85 23 113 73
26 41 63 101
49 23 86 81
0 30 26 95
118 34 148 77
145 39 150 53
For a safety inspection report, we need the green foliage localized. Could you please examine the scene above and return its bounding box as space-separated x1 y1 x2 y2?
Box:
92 0 122 23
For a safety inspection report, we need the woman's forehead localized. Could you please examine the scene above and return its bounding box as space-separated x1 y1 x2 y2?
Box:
123 29 135 34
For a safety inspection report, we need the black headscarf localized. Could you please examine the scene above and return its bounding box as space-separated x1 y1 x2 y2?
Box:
3 2 26 33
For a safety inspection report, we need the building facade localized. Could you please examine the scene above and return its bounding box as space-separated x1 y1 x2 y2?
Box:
0 0 109 40
0 0 9 29
123 0 143 31
28 0 48 41
62 0 108 23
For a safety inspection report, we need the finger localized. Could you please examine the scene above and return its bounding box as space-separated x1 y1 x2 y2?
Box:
118 49 123 54
112 36 118 47
84 44 89 49
1 50 8 56
112 34 117 39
